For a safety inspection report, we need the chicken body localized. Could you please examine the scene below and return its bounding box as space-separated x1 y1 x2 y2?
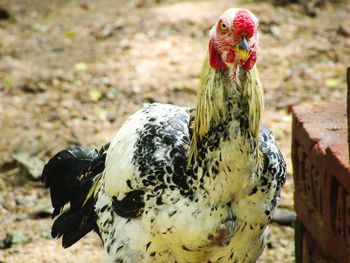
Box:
43 8 286 263
95 101 285 263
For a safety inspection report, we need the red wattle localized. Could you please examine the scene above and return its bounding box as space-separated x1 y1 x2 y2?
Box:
209 38 227 70
243 51 256 70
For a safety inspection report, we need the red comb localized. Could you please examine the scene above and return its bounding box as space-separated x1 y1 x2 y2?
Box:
233 11 255 38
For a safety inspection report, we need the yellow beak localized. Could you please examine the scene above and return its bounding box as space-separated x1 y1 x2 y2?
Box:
235 36 250 60
235 48 249 60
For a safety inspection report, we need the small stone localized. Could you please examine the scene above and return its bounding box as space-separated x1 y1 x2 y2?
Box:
271 208 296 227
107 89 120 99
270 26 281 38
99 76 110 86
114 19 125 30
15 213 29 221
32 23 48 32
119 38 130 50
99 25 114 39
15 197 32 206
11 233 30 245
12 152 44 181
0 232 30 249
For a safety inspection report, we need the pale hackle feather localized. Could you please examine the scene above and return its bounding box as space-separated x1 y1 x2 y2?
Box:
188 54 264 166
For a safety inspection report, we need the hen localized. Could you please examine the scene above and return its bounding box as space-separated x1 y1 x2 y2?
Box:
42 8 286 263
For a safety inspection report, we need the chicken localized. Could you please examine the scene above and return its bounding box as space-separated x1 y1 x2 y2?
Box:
42 8 286 263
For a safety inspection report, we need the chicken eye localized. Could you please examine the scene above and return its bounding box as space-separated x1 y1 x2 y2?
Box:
220 22 228 33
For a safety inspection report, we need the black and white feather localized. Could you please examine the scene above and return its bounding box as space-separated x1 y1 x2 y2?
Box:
42 103 286 262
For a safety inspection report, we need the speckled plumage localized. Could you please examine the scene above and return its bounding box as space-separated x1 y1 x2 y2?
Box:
43 8 286 263
92 65 286 263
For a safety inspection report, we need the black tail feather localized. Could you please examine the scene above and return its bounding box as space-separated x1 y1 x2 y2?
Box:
51 207 89 239
51 201 95 248
62 217 97 248
42 144 109 247
42 146 99 215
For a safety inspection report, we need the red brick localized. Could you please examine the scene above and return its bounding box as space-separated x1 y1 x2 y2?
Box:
292 101 350 263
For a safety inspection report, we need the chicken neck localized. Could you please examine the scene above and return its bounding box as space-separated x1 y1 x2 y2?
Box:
188 55 264 204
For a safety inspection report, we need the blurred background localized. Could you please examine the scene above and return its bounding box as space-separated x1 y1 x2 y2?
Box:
0 0 349 262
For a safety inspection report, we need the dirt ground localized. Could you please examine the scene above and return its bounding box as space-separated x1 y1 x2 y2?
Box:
0 0 349 262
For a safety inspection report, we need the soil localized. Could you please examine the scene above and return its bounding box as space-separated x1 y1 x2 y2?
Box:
0 0 349 262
